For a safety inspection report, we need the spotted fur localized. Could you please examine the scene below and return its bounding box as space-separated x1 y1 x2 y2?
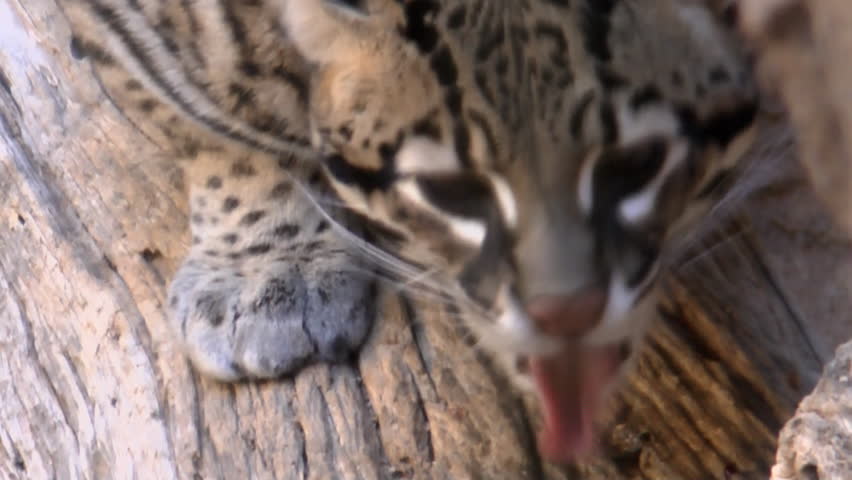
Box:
60 0 757 403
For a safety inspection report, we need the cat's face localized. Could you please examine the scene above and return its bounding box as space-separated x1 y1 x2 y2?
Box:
281 0 757 461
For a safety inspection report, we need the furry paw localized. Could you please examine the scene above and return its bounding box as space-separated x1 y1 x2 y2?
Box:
168 250 374 381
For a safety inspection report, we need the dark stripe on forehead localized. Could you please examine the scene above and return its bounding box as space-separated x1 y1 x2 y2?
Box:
598 101 618 144
397 2 477 170
581 0 619 62
399 0 441 53
570 90 595 139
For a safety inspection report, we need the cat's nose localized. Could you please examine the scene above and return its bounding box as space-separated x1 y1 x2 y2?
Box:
526 286 607 339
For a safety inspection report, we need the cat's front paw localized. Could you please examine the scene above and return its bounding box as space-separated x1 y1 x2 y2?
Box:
168 249 375 381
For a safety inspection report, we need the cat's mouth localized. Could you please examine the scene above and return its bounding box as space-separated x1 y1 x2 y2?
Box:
524 291 624 463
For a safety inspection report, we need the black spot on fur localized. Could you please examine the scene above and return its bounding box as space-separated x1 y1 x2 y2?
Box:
191 214 204 225
269 181 292 199
230 160 257 177
196 295 225 327
239 61 262 77
222 196 240 213
245 243 272 255
125 79 143 91
273 224 300 238
206 176 223 190
315 221 330 234
240 210 266 226
338 125 353 141
223 233 240 245
69 36 115 65
138 99 158 112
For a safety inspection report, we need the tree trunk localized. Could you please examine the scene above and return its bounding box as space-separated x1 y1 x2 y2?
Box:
739 1 852 478
1 1 850 479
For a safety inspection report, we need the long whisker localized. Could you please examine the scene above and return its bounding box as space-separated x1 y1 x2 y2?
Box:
291 179 494 322
293 180 475 296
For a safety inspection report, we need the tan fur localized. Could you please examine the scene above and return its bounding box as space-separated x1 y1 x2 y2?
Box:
59 0 757 391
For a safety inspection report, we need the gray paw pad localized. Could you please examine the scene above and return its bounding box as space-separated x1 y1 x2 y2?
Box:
168 259 374 381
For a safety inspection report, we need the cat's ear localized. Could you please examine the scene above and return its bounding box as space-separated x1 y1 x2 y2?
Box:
280 0 382 65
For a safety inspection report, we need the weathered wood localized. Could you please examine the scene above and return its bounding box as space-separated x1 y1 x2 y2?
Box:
739 1 852 478
770 341 852 480
742 0 852 233
1 1 850 479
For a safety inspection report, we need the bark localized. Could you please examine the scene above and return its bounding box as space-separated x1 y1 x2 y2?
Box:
770 341 852 480
741 0 852 234
1 1 851 479
739 1 852 478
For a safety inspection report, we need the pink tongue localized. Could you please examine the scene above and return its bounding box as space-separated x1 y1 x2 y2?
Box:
529 343 622 463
